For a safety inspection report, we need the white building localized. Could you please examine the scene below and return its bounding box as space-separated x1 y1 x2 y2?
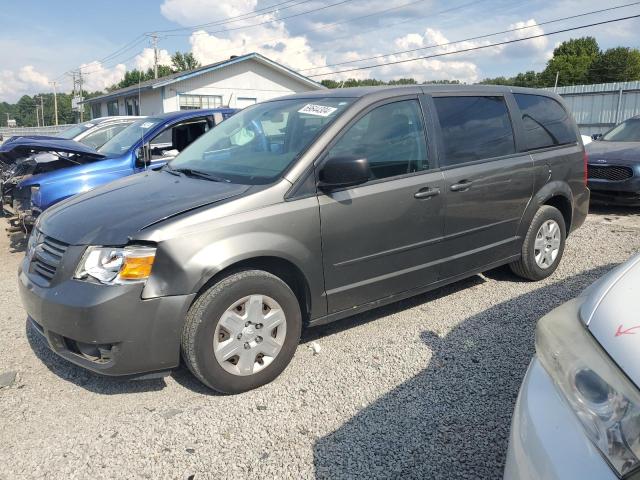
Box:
84 52 325 118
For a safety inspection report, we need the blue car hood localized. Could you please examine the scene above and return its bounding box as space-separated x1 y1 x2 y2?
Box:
0 137 105 164
38 169 251 245
586 141 640 165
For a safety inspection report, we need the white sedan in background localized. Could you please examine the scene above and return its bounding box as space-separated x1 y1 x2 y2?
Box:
582 134 593 145
505 253 640 480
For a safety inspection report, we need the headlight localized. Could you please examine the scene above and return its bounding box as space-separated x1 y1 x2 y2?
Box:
29 185 40 208
74 245 156 284
537 301 640 477
26 229 39 258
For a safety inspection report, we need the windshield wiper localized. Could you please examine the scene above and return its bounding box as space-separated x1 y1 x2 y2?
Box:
171 167 229 183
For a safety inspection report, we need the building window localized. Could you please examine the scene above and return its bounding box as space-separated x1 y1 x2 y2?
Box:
91 103 102 119
237 97 257 108
125 96 140 116
107 100 119 116
179 94 223 110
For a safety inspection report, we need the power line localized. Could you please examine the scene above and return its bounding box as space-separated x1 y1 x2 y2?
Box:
301 1 640 73
308 13 640 77
163 0 362 37
194 0 484 60
53 0 357 79
149 0 317 34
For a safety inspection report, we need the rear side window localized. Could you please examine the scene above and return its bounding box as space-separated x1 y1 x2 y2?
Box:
433 96 515 166
514 94 576 150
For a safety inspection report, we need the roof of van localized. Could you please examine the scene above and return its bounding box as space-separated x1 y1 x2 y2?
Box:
274 84 562 101
143 108 237 122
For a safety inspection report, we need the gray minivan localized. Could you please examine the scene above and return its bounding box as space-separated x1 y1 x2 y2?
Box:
19 86 590 393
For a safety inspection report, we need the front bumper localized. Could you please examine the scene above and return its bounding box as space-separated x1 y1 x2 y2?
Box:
19 258 195 376
504 359 616 480
588 168 640 206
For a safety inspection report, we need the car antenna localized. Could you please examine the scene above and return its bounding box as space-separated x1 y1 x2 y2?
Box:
138 75 147 170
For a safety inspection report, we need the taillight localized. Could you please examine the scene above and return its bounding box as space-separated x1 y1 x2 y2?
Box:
583 150 589 185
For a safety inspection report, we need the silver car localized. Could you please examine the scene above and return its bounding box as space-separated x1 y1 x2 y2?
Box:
505 253 640 479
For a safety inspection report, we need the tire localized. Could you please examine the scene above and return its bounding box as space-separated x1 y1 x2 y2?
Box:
510 205 566 281
181 270 302 394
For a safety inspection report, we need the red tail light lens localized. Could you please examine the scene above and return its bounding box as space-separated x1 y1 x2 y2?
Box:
583 150 589 185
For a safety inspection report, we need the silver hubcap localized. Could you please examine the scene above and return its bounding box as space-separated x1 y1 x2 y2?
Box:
213 295 287 376
534 220 561 269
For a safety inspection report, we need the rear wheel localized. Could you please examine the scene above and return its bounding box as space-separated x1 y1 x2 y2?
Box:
510 205 566 281
181 270 302 394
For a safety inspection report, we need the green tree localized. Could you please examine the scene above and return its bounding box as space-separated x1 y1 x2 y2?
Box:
511 71 541 88
539 37 600 87
172 51 200 72
588 47 640 84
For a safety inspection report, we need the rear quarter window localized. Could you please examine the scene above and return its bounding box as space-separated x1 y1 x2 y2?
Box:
433 96 515 166
514 94 576 150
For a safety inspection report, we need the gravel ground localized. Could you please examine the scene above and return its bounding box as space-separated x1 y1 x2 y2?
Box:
1 207 639 480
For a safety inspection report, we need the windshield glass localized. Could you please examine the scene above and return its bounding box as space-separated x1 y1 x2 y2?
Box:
98 118 162 156
57 121 94 139
79 122 133 149
602 118 640 142
169 97 354 184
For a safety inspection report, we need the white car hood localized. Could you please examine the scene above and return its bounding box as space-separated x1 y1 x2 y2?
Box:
580 253 640 388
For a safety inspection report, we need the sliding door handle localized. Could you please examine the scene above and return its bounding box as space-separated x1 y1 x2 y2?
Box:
414 187 441 199
450 180 473 192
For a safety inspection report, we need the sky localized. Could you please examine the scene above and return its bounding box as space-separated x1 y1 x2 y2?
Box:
0 0 639 102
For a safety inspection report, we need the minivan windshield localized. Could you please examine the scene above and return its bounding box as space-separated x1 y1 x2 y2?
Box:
168 97 354 184
98 118 162 156
601 118 640 142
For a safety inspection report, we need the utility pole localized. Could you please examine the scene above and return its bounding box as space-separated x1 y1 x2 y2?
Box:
78 69 84 122
40 95 45 126
50 81 58 126
554 71 560 92
5 113 9 127
70 69 84 123
35 99 40 127
151 33 159 79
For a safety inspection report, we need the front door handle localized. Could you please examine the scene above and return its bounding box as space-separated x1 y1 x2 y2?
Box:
414 187 441 199
450 180 473 192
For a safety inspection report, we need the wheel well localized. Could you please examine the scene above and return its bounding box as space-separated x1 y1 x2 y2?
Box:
544 195 572 233
198 257 312 325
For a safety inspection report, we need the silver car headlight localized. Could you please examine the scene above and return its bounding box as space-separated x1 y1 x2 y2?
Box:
537 302 640 477
74 245 156 284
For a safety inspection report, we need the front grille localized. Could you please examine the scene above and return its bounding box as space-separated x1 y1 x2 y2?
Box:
588 164 634 181
29 234 68 286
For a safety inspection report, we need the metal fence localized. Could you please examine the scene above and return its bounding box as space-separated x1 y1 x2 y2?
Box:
548 81 640 136
0 124 73 140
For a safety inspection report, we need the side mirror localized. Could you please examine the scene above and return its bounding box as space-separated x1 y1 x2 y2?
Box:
592 133 603 141
135 145 149 167
318 156 371 190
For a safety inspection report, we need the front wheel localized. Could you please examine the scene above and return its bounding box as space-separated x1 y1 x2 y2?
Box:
181 270 302 394
510 205 566 281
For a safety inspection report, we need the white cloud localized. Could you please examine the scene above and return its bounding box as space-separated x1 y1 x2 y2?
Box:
79 61 127 92
133 47 173 71
0 65 50 101
160 0 258 27
161 0 327 74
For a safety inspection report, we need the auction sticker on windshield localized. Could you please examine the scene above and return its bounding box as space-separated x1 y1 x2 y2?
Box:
298 104 338 117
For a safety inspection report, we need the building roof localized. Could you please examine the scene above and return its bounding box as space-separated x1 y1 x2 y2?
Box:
84 52 325 104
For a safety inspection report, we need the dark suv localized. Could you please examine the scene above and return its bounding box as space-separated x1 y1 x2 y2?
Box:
19 85 589 393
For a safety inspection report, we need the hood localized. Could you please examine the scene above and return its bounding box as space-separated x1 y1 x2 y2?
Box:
0 137 105 164
586 141 640 166
38 169 251 245
580 253 640 388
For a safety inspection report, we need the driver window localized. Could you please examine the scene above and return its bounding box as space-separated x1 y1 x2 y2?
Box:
327 99 429 181
148 118 210 160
